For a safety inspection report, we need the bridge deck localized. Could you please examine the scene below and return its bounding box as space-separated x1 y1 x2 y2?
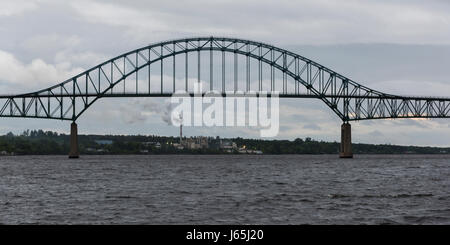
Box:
0 92 449 101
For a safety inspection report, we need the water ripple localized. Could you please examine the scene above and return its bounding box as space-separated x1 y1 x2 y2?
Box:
0 154 448 224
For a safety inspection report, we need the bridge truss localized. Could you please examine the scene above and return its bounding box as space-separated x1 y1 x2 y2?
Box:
0 37 449 122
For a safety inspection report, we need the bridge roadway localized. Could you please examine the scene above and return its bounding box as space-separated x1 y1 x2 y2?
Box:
1 92 449 100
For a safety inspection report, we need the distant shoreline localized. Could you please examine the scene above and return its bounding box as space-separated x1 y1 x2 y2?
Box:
1 153 449 156
1 129 449 156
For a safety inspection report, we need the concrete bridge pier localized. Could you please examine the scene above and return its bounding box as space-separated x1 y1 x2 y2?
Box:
68 122 79 158
339 122 353 158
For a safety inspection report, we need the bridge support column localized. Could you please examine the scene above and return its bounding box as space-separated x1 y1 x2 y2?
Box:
339 122 353 158
68 122 79 158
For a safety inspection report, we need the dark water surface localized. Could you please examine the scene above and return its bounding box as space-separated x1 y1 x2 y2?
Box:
0 154 449 224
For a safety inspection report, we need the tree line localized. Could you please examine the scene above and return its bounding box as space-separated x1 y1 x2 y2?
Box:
0 130 448 155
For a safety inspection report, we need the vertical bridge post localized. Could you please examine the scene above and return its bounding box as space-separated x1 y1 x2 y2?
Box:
340 122 353 158
69 122 79 158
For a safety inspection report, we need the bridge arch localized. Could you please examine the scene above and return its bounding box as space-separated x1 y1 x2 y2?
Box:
1 37 448 122
75 39 349 121
1 37 449 158
1 36 414 122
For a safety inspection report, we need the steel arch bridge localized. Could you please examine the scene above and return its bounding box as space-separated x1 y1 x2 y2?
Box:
0 37 449 158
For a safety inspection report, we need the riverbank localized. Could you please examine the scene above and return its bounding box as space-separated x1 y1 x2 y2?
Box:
0 130 448 155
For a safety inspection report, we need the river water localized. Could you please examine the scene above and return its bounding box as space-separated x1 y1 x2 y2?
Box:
0 154 448 224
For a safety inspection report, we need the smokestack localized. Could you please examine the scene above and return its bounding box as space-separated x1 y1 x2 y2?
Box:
179 113 183 144
180 123 183 144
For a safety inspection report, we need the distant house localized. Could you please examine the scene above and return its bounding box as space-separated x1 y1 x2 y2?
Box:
172 143 184 150
181 136 209 150
220 139 237 150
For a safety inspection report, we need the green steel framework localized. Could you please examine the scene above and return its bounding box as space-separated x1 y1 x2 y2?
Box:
0 37 449 123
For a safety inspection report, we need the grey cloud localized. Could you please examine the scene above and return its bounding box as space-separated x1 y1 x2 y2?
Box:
0 0 39 17
368 130 384 137
390 119 429 128
0 0 449 146
135 99 173 125
303 123 321 131
68 0 450 45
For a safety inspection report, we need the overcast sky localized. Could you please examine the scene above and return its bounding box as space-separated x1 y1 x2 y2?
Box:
0 0 449 146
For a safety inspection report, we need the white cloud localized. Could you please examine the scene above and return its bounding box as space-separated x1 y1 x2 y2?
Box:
54 50 108 67
20 33 109 68
22 34 82 54
353 118 450 146
0 50 84 93
69 1 171 42
0 0 40 17
370 80 450 97
67 0 450 45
